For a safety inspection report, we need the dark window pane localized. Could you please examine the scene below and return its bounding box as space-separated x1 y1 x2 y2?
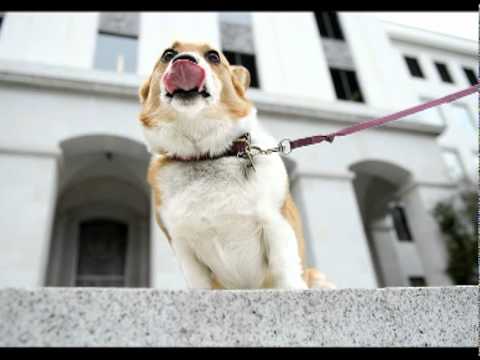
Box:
239 53 259 88
223 50 236 65
223 50 260 89
76 219 128 287
404 56 424 78
314 13 328 37
409 277 427 286
463 67 478 86
94 32 138 73
314 12 344 40
330 68 364 103
327 12 345 40
330 68 347 99
345 70 364 102
0 16 3 30
390 205 413 242
434 62 454 83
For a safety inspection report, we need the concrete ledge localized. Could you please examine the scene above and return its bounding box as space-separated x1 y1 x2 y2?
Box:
0 286 477 347
0 60 444 136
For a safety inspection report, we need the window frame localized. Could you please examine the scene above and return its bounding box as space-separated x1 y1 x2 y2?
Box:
389 203 414 242
75 218 129 287
98 12 139 38
223 50 260 89
46 203 150 288
434 61 454 84
329 67 365 103
218 12 252 26
404 56 425 79
93 31 139 74
462 67 478 86
314 12 345 40
219 12 259 89
70 208 134 287
94 12 140 74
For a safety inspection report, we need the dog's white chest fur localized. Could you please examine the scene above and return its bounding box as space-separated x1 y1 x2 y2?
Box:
156 151 288 288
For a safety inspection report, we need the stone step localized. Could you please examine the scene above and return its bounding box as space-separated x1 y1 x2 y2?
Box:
0 286 477 347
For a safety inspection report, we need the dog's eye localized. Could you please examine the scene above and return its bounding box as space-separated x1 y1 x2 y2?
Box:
161 49 177 63
205 50 221 64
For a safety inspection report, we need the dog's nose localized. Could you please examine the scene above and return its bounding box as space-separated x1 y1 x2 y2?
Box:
172 54 198 64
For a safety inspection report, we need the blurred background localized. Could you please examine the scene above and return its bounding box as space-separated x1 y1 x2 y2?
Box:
0 11 477 290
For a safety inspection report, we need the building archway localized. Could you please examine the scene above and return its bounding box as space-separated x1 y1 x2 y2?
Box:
46 135 151 287
350 160 428 287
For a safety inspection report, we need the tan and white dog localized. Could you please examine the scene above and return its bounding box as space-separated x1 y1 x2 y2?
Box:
138 41 335 290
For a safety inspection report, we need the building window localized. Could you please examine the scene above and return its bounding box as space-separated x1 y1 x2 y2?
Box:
409 276 427 287
450 103 476 133
314 12 345 40
219 12 260 89
223 51 259 88
389 204 413 242
463 67 478 86
329 67 364 102
0 13 4 30
76 219 128 287
94 12 139 73
404 56 424 78
434 62 454 84
442 149 466 182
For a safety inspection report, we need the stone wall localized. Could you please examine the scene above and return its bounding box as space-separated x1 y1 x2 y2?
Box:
0 286 477 347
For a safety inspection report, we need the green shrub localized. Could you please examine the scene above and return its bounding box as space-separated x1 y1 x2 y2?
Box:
432 190 478 285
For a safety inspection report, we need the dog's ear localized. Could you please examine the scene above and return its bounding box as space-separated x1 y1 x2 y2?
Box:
139 76 152 104
231 65 251 92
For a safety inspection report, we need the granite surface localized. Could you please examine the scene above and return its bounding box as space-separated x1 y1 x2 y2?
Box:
0 286 477 347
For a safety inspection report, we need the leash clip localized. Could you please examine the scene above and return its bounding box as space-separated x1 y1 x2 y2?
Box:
235 135 294 178
277 138 292 155
235 134 257 178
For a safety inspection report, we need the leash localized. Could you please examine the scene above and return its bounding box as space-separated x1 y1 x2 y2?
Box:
241 83 479 162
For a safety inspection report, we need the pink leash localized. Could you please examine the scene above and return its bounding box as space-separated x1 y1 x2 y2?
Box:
278 83 479 154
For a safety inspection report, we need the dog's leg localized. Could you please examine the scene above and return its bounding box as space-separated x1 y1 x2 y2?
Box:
172 240 212 289
261 213 308 289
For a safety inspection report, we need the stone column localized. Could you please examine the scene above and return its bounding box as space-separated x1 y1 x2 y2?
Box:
0 151 59 287
397 182 454 286
291 172 378 288
368 216 405 286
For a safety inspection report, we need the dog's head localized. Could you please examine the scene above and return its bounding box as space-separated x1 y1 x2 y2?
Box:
139 41 253 129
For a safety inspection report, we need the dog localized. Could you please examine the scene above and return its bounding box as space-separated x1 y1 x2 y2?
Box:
138 41 335 290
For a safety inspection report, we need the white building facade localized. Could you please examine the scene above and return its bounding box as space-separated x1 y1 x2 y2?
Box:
0 12 476 289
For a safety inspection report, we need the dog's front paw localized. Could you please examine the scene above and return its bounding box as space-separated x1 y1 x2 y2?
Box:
305 269 336 289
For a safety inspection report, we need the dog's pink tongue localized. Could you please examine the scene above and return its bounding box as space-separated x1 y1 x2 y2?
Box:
164 60 206 94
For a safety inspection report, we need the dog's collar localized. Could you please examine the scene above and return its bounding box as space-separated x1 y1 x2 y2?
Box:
166 133 251 162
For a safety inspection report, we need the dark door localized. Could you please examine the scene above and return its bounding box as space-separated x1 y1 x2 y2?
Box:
75 219 128 287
